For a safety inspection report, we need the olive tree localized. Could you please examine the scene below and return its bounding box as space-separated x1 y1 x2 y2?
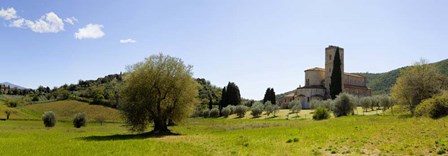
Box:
264 101 274 116
360 97 371 113
120 54 199 133
391 60 443 115
333 93 356 117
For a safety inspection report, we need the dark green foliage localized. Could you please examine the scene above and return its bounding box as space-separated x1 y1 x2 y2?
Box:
220 87 228 109
32 96 39 102
313 107 330 120
42 111 56 127
209 108 220 118
221 82 241 107
6 100 17 107
333 93 355 117
330 48 342 99
234 105 248 118
73 112 87 128
221 106 231 117
202 109 210 118
263 88 276 104
196 78 221 110
416 91 448 119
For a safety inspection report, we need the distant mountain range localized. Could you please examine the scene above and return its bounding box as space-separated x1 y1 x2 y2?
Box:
277 59 448 99
0 82 27 89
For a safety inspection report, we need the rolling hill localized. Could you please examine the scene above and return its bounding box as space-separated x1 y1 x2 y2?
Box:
0 100 122 122
358 59 448 95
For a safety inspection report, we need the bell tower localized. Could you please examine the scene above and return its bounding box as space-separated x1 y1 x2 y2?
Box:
324 45 344 96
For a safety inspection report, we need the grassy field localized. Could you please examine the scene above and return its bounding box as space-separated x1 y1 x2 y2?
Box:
0 100 122 122
1 115 447 155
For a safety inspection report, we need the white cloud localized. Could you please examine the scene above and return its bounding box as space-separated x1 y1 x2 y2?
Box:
64 17 77 25
24 12 65 33
119 39 136 44
9 18 25 28
0 8 17 20
74 24 105 40
1 8 68 33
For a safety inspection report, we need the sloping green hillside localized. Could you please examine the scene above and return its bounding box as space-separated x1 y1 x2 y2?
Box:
360 59 448 95
1 100 122 122
23 100 122 122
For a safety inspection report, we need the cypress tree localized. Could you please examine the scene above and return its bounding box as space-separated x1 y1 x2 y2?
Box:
270 88 276 105
330 48 342 99
263 88 270 104
219 87 227 110
225 82 241 106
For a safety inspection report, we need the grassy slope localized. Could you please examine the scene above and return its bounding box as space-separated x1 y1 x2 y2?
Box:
23 100 122 122
0 99 121 122
0 116 447 155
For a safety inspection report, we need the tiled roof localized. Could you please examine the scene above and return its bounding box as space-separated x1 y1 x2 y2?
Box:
305 67 325 72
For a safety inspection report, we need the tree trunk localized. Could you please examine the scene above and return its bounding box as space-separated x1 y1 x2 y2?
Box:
153 118 170 133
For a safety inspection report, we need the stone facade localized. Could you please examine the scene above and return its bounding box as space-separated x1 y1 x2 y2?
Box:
279 45 372 109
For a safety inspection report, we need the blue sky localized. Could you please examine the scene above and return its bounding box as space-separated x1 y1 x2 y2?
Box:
1 0 447 100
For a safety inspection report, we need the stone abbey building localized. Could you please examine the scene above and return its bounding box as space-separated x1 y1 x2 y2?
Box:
279 46 371 109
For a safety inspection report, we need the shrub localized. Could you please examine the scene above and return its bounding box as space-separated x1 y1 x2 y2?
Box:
313 107 330 120
209 108 220 118
234 105 249 118
73 112 87 128
272 105 280 117
379 95 393 111
227 105 236 115
221 107 232 117
251 102 264 117
333 93 356 117
415 91 448 119
360 97 371 112
6 100 18 108
202 109 210 118
42 111 56 127
264 101 274 116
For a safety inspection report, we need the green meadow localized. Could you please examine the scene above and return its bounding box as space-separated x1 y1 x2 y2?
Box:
1 114 447 155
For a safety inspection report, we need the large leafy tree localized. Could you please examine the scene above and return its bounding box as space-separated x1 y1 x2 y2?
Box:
330 48 342 99
120 54 199 133
391 60 442 115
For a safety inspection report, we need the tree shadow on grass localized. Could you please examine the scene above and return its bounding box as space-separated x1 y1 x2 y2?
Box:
80 131 180 141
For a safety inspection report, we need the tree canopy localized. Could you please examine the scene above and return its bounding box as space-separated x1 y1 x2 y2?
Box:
391 60 443 115
120 54 199 133
263 88 276 104
220 82 241 108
